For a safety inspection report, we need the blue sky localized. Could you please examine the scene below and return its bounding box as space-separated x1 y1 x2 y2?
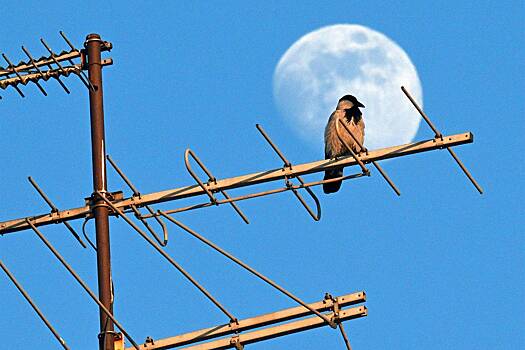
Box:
0 1 523 349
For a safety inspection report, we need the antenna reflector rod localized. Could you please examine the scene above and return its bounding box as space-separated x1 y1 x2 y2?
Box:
21 46 48 96
0 259 71 350
1 53 25 97
401 86 483 194
27 176 87 248
26 219 140 350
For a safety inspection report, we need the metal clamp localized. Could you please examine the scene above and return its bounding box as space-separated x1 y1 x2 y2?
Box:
230 335 244 350
325 293 352 350
184 149 249 224
256 124 321 221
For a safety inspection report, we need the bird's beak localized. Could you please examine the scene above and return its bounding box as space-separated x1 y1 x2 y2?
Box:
357 101 365 108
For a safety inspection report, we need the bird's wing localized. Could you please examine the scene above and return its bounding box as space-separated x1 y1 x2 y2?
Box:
324 110 344 159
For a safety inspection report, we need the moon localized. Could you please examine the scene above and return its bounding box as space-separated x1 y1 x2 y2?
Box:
273 24 423 151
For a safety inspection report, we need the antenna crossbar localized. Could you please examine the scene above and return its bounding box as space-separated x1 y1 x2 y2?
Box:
125 291 366 350
0 131 473 235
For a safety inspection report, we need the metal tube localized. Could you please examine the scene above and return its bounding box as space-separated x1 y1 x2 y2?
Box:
40 39 68 74
158 211 336 328
85 33 114 350
44 62 71 94
401 86 442 138
255 124 292 167
338 323 352 350
447 147 484 194
130 204 168 246
0 259 71 350
95 192 238 323
106 155 140 196
25 220 140 350
27 176 58 211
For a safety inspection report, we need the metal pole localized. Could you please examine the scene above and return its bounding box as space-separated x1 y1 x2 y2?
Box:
85 33 114 350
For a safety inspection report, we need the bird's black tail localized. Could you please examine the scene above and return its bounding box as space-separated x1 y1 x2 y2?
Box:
323 169 343 194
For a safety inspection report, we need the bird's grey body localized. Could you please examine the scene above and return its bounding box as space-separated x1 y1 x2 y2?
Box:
323 95 365 194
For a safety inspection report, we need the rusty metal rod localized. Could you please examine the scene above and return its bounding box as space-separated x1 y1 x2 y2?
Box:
40 39 68 74
447 147 484 194
401 86 441 138
27 176 87 248
338 323 352 350
255 124 321 220
401 86 483 194
0 259 71 350
185 149 249 224
21 46 48 96
255 124 291 168
59 31 95 91
336 119 401 196
287 177 321 221
158 211 336 328
1 53 25 97
27 176 59 211
82 217 98 251
106 155 168 246
95 191 238 323
130 204 168 246
106 155 140 195
25 219 140 350
184 149 217 203
44 62 71 94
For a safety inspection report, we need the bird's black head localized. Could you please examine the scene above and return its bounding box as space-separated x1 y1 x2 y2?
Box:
339 95 365 108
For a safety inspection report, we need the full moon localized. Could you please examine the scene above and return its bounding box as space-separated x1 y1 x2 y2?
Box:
273 24 423 150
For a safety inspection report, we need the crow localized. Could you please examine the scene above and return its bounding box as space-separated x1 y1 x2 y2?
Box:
323 95 365 194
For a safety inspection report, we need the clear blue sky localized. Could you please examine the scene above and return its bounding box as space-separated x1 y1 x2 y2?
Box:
1 1 523 349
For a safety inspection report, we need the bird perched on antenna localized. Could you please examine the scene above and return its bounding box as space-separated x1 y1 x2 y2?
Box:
323 95 365 194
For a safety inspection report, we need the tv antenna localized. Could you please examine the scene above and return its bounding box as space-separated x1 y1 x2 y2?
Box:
0 32 482 350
